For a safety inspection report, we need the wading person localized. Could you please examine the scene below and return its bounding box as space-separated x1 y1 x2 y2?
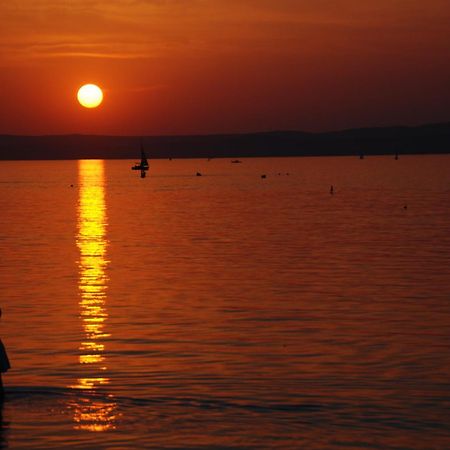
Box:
0 309 10 397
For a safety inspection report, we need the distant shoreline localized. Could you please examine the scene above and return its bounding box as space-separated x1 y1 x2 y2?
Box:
1 122 449 160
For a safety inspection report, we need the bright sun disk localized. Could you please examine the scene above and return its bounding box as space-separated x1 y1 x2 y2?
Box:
77 84 103 108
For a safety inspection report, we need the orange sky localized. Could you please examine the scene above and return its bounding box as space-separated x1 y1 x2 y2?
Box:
1 0 449 135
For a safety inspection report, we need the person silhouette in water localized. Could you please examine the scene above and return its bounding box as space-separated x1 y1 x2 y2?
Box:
0 309 10 397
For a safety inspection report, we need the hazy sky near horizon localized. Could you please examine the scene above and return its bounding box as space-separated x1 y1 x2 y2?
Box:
1 0 449 135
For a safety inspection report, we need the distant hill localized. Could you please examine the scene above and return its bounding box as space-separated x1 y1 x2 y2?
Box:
0 122 449 160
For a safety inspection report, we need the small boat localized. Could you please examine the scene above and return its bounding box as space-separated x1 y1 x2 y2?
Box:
131 140 149 171
231 159 242 163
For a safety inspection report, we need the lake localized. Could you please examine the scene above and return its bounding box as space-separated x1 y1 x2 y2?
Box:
0 156 449 449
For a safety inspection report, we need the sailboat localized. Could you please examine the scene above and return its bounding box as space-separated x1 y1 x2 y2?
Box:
131 140 149 172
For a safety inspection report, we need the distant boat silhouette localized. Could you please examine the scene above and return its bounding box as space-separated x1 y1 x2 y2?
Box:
131 140 149 172
395 153 399 160
231 160 242 163
359 153 364 160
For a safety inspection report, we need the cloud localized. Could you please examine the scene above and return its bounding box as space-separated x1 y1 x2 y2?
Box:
0 1 207 62
1 0 449 64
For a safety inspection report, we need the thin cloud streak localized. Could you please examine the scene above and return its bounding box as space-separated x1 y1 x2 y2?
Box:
3 0 448 63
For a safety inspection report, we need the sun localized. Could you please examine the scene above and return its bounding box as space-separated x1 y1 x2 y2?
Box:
77 84 103 108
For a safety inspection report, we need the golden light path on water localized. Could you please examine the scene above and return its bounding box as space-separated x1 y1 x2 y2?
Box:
71 160 117 432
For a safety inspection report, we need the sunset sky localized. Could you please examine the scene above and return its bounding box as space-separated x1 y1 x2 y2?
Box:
1 0 449 135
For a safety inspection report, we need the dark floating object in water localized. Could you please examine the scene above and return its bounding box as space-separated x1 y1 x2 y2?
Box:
70 184 74 188
330 185 334 194
404 204 408 210
395 153 399 160
261 174 267 179
196 172 202 176
231 160 242 163
359 154 364 159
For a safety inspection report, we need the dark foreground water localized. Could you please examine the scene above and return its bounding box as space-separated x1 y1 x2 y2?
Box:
0 156 449 449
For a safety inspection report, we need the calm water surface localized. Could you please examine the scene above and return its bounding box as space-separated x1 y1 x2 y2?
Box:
0 156 449 449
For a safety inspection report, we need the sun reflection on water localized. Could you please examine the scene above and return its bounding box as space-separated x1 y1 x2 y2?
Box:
71 160 117 431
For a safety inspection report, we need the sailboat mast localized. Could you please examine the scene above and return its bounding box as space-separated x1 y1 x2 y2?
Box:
140 138 148 167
